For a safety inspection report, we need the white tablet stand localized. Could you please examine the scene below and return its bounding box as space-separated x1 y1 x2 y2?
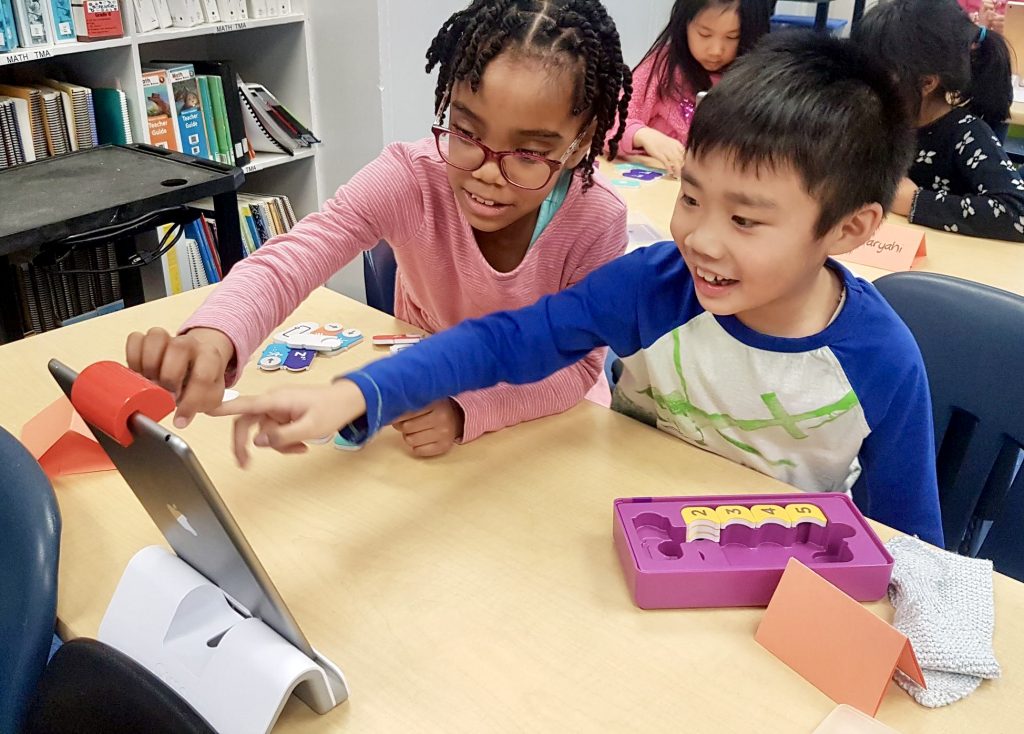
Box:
99 545 349 734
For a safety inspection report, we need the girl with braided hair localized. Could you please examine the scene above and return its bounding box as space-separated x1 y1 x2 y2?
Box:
617 0 770 176
125 0 633 459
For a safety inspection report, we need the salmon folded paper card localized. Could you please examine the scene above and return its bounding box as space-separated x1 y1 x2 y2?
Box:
836 221 927 272
20 396 115 479
755 558 925 716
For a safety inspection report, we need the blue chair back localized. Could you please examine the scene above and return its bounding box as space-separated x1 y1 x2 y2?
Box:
875 272 1024 579
0 426 61 733
363 240 397 316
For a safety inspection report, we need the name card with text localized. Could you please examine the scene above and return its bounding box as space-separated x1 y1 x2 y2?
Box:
837 222 927 272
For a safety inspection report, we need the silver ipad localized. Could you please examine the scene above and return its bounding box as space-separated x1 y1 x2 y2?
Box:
49 358 315 658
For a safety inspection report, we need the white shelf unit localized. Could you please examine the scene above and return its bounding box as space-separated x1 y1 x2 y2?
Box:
0 1 324 218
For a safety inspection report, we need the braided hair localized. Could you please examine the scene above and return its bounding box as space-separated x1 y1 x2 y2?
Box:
425 0 632 189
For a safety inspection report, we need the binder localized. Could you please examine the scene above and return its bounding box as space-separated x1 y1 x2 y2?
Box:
13 0 52 46
199 0 220 23
166 0 203 27
92 88 134 145
48 0 77 42
153 0 172 27
0 0 18 52
239 90 288 154
246 0 268 19
220 0 246 21
238 80 316 155
132 0 160 32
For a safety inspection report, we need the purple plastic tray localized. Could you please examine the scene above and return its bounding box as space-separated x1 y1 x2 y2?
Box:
613 493 894 609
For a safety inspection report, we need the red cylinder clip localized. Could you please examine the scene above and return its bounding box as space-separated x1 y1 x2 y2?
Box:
70 361 176 447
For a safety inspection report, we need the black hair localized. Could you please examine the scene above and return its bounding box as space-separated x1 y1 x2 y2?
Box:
425 0 632 189
688 31 915 237
852 0 1012 128
638 0 771 100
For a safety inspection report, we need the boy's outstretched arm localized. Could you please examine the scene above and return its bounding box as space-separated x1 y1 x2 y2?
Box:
213 246 669 464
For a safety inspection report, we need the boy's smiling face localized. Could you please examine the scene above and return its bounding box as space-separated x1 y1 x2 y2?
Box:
671 151 874 338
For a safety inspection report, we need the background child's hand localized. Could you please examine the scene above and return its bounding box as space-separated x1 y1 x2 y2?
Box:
891 178 920 217
632 127 685 178
392 399 464 458
125 326 235 428
209 380 368 467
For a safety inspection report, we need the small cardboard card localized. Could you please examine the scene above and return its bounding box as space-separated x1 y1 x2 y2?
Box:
836 221 927 272
20 396 115 479
755 559 924 716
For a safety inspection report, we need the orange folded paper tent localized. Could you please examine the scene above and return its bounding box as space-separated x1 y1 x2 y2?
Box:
20 396 115 479
756 558 925 716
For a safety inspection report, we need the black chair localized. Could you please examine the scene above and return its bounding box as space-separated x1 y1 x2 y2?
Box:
875 272 1024 580
363 240 397 316
22 638 216 734
0 426 60 733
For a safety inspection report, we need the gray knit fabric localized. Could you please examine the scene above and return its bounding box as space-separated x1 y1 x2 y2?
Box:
886 535 1001 707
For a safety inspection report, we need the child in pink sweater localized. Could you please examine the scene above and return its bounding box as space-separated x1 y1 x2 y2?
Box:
617 0 770 176
125 0 633 458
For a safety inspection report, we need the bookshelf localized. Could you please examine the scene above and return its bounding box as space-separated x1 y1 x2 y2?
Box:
0 1 324 217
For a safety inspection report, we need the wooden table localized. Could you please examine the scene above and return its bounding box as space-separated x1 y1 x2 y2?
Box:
611 164 1024 296
2 288 1021 733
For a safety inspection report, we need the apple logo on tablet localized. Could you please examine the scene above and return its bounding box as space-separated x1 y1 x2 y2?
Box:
168 504 198 537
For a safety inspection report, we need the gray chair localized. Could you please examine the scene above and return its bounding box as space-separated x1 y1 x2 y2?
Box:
875 272 1024 580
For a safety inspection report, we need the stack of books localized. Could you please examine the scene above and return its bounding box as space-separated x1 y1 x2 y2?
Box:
0 80 133 169
0 0 123 53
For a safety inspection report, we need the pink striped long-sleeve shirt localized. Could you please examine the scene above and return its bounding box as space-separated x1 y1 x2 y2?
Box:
181 137 628 442
619 50 720 154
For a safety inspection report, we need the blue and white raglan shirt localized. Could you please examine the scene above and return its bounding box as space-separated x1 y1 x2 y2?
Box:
344 242 944 546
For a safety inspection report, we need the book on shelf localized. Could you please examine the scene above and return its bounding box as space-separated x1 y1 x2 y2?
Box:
91 87 133 145
13 0 52 47
49 0 77 43
11 242 123 337
0 0 18 53
70 0 123 40
238 77 319 156
141 68 181 152
0 79 132 164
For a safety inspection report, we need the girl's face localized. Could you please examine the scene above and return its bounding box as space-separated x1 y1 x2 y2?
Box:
443 52 591 236
687 6 741 73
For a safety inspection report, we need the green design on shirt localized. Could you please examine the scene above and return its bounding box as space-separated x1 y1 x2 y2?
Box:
636 329 861 467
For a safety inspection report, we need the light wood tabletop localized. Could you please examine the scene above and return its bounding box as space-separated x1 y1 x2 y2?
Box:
2 287 1021 733
608 162 1024 297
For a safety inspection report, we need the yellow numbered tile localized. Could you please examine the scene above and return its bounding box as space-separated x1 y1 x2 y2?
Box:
715 505 756 528
681 506 721 526
785 503 828 527
681 506 721 543
686 525 721 543
751 504 791 528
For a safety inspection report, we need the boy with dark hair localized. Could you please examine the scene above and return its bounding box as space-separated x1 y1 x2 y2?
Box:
216 32 945 546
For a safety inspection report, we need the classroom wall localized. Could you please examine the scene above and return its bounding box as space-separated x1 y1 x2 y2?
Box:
375 0 677 146
307 1 385 300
